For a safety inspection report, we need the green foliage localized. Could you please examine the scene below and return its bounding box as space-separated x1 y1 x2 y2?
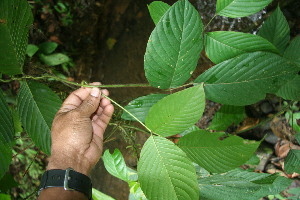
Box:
284 149 300 174
138 136 199 200
178 130 260 173
258 6 290 53
145 84 205 137
216 0 272 18
199 169 292 200
1 0 299 199
209 105 245 131
144 0 203 89
92 188 115 200
286 187 300 200
194 52 298 106
102 149 129 182
0 0 33 75
17 81 62 155
205 31 279 64
148 1 170 25
122 94 167 122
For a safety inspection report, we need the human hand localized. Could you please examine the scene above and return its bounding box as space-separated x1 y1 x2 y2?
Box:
47 84 114 175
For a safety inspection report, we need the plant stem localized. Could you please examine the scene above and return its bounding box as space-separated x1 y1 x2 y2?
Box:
204 14 216 30
102 94 152 133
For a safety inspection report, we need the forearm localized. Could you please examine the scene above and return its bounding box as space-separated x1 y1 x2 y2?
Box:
38 187 88 200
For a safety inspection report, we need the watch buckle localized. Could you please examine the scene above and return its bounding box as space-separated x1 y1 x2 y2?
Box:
64 168 74 191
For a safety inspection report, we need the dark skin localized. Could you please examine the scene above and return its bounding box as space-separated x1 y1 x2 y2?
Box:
38 83 114 200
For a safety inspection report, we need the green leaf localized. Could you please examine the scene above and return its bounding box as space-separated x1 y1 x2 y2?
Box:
129 182 147 200
0 194 11 200
39 53 71 66
0 173 18 193
216 0 272 18
295 132 300 145
0 89 15 146
17 81 62 155
102 149 129 182
0 0 33 75
276 75 300 101
145 84 205 137
178 130 260 173
284 36 300 66
92 188 115 200
26 44 39 57
284 149 300 174
199 169 291 200
0 140 12 180
122 94 167 122
148 1 170 25
38 41 58 54
138 136 199 200
205 31 279 64
209 105 245 131
194 52 299 106
258 6 290 54
287 112 300 132
179 125 200 136
144 0 203 89
287 188 300 200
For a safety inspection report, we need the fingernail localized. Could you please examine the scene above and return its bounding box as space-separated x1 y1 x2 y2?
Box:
91 87 100 98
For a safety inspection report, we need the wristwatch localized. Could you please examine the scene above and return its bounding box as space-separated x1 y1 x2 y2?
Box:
38 168 92 199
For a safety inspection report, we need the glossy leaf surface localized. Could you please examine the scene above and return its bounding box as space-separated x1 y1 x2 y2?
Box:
145 84 205 137
144 0 203 89
148 1 170 25
138 136 199 200
102 149 129 182
178 130 260 173
17 81 62 155
122 94 167 122
194 52 299 106
0 0 33 75
283 36 300 66
216 0 272 18
258 6 290 53
209 105 245 131
205 31 278 64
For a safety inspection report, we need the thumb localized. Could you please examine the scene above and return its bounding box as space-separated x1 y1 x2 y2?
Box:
76 87 101 117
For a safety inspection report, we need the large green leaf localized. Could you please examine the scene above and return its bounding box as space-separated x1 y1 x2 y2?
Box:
276 75 300 101
39 53 70 66
284 149 300 174
258 6 290 54
0 140 12 180
148 1 170 25
216 0 272 18
92 188 115 200
205 31 279 64
199 169 292 200
145 84 205 137
102 149 129 182
0 0 33 75
178 130 260 173
144 0 203 89
17 81 62 155
194 52 299 106
283 36 300 66
0 89 14 146
138 136 199 200
122 94 167 122
209 105 245 131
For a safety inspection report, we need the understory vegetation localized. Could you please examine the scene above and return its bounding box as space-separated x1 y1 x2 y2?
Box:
0 0 299 199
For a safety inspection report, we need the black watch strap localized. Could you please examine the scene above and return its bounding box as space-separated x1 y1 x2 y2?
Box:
39 168 92 199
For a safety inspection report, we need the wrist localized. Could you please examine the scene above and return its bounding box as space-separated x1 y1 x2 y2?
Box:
47 152 91 176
